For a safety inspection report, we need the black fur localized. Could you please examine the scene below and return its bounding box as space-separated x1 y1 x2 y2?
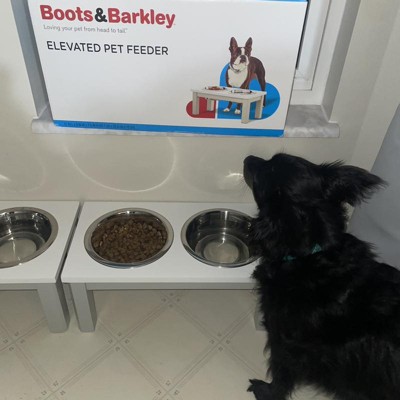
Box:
243 153 400 400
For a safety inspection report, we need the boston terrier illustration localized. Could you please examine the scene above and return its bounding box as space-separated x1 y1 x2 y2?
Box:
224 37 266 115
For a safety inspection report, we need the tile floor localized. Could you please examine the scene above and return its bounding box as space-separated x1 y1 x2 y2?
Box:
0 288 332 400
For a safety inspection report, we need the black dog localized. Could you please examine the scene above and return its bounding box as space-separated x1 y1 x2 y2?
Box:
243 153 400 400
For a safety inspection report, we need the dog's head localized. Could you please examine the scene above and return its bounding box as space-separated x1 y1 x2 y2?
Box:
229 37 252 72
244 153 385 260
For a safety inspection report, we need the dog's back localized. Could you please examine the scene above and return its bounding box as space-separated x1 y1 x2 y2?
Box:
255 234 400 397
247 56 265 88
244 153 400 400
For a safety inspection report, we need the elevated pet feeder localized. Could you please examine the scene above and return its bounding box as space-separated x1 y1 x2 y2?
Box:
61 202 259 332
0 201 80 332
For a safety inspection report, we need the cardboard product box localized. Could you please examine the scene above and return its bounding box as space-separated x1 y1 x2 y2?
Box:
28 0 307 137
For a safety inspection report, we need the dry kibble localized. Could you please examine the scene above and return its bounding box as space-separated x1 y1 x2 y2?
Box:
91 216 167 263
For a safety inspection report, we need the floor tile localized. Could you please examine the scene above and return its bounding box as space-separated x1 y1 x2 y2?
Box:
17 315 114 390
223 313 268 377
172 346 260 400
0 321 12 351
123 304 215 389
57 346 165 400
161 290 180 300
0 344 50 400
174 290 257 338
94 290 166 338
0 289 335 400
0 290 45 338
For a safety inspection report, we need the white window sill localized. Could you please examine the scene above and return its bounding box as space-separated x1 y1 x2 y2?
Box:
284 105 339 138
32 104 339 138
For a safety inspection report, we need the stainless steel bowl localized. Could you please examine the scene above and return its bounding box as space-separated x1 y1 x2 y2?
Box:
181 209 259 268
84 208 174 269
0 207 58 269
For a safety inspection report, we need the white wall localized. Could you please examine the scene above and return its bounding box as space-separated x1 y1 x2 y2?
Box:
350 2 400 169
0 0 399 202
332 0 400 169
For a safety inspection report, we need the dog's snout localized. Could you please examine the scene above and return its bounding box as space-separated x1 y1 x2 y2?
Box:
244 156 264 189
244 155 264 168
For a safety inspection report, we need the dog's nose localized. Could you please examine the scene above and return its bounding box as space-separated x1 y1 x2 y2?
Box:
244 155 264 167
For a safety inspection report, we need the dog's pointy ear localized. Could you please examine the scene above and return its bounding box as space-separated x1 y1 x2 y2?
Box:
245 37 253 51
321 162 386 206
230 37 238 52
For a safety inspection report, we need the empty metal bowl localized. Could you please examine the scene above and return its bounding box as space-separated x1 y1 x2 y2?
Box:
84 208 174 268
0 207 58 269
181 209 259 268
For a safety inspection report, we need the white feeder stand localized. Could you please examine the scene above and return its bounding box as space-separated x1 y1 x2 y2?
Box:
0 201 80 333
62 202 259 332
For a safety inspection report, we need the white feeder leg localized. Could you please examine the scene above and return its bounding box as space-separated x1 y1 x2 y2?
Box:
70 283 97 332
37 280 70 333
241 101 251 123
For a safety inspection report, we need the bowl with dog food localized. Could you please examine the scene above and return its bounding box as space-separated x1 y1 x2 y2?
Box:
0 207 58 269
181 209 259 268
204 86 226 91
84 208 173 268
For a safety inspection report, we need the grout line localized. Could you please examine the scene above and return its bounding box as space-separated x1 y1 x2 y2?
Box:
171 292 256 344
94 289 172 341
0 289 266 400
120 320 218 392
15 319 116 394
117 297 220 391
4 340 55 399
52 345 164 400
111 299 170 341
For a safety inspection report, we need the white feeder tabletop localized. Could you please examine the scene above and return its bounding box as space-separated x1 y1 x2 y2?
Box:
0 201 80 284
62 202 260 286
192 87 266 99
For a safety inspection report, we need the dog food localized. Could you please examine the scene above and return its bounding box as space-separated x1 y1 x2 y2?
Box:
91 216 168 263
205 86 225 91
